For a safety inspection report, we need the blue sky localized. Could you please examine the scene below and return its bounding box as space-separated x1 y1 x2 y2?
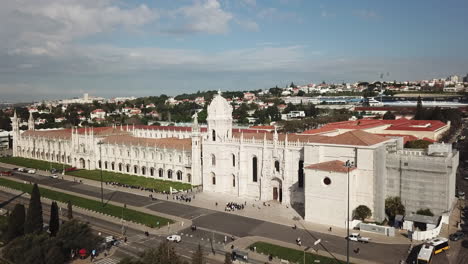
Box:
1 0 467 102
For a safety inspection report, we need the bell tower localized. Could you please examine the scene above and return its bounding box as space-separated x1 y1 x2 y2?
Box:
28 111 35 130
206 91 233 142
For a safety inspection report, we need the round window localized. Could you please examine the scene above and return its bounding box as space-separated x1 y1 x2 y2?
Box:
323 177 331 185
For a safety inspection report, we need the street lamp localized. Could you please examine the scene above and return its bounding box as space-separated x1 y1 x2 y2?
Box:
344 160 354 264
97 141 104 205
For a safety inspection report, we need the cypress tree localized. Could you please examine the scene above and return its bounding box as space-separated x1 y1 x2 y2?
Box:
414 96 424 120
49 201 60 236
5 203 25 242
67 201 73 220
25 183 43 234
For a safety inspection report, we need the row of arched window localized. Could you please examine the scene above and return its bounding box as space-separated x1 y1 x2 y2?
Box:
102 147 184 163
98 160 190 182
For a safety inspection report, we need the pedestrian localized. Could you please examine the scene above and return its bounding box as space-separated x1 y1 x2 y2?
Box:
328 227 332 232
224 236 227 244
124 237 128 243
215 202 218 207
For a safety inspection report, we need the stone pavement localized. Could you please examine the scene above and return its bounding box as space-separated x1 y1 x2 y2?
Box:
0 162 412 245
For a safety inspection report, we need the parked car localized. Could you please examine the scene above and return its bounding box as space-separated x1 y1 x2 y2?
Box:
464 176 468 181
27 169 36 174
346 233 371 243
458 191 466 200
0 170 12 176
65 167 77 172
51 174 58 179
166 235 181 243
17 168 25 172
449 231 465 241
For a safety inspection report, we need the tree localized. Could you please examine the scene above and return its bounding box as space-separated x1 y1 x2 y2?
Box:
56 220 102 255
414 96 424 120
192 244 205 264
297 90 305 96
49 201 60 236
353 205 372 221
5 203 25 242
416 209 434 216
404 139 432 149
385 196 405 223
44 245 65 264
25 183 43 234
224 253 232 264
382 111 396 120
67 201 73 220
3 233 50 264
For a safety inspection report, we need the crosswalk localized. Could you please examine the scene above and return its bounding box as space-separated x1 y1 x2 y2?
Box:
94 256 121 264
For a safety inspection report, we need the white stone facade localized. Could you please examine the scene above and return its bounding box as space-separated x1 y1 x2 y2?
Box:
10 94 459 228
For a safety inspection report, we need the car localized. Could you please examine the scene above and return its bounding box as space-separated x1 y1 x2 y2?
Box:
166 235 181 243
17 168 25 172
51 174 58 179
27 169 36 174
449 232 465 241
458 191 466 200
346 233 371 243
464 176 468 180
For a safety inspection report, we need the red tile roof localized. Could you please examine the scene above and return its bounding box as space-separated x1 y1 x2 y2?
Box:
305 160 356 173
301 126 339 135
384 120 447 132
376 133 418 144
318 130 389 146
102 136 191 150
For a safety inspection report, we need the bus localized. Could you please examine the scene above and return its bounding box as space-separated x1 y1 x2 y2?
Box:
428 237 449 254
417 244 434 264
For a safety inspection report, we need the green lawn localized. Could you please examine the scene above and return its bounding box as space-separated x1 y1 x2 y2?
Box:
66 170 192 193
0 157 70 171
249 242 341 264
0 178 172 228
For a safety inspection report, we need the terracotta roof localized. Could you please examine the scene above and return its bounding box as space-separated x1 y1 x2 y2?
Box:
232 132 327 143
305 160 356 173
376 133 418 144
301 126 339 135
384 120 447 132
249 125 275 130
318 130 389 146
102 135 191 150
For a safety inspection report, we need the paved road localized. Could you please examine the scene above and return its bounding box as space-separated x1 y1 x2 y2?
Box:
1 170 410 264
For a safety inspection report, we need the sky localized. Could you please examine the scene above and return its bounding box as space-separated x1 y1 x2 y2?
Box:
1 0 468 102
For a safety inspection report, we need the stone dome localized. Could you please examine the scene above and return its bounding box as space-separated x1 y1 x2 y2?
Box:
207 92 233 120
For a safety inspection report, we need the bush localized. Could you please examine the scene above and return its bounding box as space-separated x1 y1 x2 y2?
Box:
353 205 372 221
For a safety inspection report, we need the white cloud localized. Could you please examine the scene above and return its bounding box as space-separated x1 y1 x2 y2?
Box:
236 20 260 32
177 0 233 34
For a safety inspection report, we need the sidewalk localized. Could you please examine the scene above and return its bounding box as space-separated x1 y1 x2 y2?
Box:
0 162 411 245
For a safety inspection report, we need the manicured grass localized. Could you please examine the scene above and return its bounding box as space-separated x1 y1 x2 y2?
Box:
0 157 70 171
66 170 192 193
0 178 173 228
250 242 340 264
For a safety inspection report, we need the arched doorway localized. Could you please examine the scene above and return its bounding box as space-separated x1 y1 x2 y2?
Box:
79 158 86 169
271 178 283 203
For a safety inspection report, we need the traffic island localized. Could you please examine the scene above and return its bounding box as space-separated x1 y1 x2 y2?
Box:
0 177 179 233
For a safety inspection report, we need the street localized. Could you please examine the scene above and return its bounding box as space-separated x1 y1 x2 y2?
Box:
0 169 410 264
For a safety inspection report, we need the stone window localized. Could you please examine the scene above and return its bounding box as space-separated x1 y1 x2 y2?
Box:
298 160 304 188
177 171 182 180
167 170 173 179
274 160 280 172
252 156 258 182
232 174 236 187
232 154 235 167
211 154 216 166
158 168 164 178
